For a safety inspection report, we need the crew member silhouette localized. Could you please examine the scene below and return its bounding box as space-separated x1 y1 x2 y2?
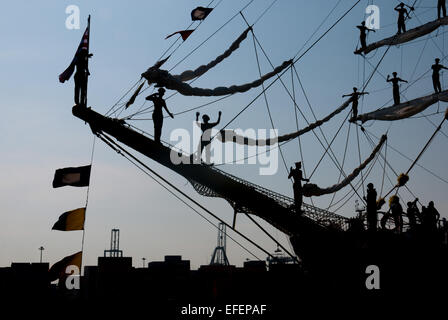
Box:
432 58 448 93
364 183 378 231
427 201 440 230
343 87 369 121
387 72 408 105
74 49 92 106
390 195 404 233
196 111 221 163
406 198 419 230
288 162 309 215
394 3 412 34
439 0 447 19
357 21 376 51
146 88 174 144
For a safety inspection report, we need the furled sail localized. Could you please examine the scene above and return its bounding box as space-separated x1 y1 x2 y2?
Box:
218 98 353 146
142 60 293 97
355 17 448 55
302 135 387 197
174 27 251 82
354 90 448 123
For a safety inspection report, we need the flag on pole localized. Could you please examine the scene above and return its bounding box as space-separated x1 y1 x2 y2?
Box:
52 208 86 231
191 7 213 21
59 18 90 83
152 55 171 69
52 165 92 188
48 251 82 282
125 82 145 109
165 30 194 41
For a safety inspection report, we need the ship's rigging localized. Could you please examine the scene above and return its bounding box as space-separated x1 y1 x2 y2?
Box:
67 0 448 261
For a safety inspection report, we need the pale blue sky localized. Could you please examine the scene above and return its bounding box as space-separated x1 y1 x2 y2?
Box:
1 0 447 269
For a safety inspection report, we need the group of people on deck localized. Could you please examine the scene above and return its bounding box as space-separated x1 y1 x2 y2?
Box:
363 183 443 234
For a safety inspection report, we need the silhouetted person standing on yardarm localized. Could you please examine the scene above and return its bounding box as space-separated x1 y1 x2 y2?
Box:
439 0 447 19
196 111 221 164
395 3 413 34
343 87 369 121
387 72 408 105
146 88 174 144
288 162 309 215
74 49 92 106
357 21 375 51
364 183 378 231
432 58 448 93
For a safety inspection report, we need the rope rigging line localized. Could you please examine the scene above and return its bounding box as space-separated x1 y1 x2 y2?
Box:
364 128 448 186
327 121 352 209
245 13 289 174
168 0 254 73
291 67 315 207
80 135 97 271
97 132 284 261
96 134 264 261
292 65 367 204
123 0 279 121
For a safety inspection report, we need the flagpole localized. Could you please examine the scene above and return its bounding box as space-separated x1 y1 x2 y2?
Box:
81 15 92 275
85 15 91 107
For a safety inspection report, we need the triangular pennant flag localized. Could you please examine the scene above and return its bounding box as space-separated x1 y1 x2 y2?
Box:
152 55 171 69
165 30 194 41
191 7 213 21
52 165 91 188
125 82 145 109
48 251 82 282
52 208 86 231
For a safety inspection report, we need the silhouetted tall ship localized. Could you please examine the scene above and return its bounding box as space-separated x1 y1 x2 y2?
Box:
69 3 448 294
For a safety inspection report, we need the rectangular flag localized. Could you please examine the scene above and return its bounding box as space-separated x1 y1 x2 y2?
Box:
59 18 90 83
191 7 213 21
165 30 194 41
52 208 86 231
52 165 91 188
48 251 82 282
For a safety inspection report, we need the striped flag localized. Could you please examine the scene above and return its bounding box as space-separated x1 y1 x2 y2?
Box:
59 18 90 83
52 208 86 231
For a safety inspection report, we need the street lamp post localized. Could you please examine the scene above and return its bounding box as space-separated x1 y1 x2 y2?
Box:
38 246 45 263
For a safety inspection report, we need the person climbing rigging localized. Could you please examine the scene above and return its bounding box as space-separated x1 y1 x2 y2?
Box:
74 49 92 106
343 87 369 121
195 111 221 164
146 87 174 144
288 162 309 215
390 195 404 233
394 3 413 34
387 72 408 105
438 0 447 19
432 58 448 93
357 21 376 51
363 183 378 232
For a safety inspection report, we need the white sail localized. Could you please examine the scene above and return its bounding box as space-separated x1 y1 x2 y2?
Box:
173 27 251 82
354 90 448 123
302 135 387 197
355 17 448 55
142 60 293 97
218 98 353 145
